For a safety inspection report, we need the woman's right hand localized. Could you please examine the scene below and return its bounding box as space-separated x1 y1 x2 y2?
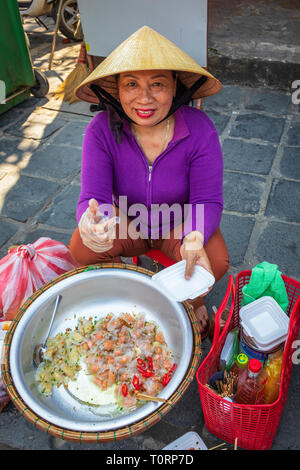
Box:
78 199 118 253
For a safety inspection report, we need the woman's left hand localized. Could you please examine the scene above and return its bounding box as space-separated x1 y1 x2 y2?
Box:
180 231 214 293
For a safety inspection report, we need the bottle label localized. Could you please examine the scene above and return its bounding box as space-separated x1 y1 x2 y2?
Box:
240 336 268 365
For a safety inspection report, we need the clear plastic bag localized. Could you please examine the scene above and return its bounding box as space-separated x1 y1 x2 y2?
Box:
263 349 283 404
219 328 240 371
0 238 78 321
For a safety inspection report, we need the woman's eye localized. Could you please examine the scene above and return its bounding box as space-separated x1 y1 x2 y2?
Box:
152 82 163 87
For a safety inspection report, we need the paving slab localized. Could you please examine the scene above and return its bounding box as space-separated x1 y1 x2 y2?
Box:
222 139 277 175
0 174 60 222
265 179 300 223
204 110 231 135
229 112 286 143
36 184 81 230
0 100 46 133
243 88 291 115
0 137 40 165
50 121 87 148
202 85 248 111
280 147 300 180
255 221 300 279
223 172 266 214
0 220 19 247
220 214 255 266
21 144 82 180
5 113 67 141
286 122 300 146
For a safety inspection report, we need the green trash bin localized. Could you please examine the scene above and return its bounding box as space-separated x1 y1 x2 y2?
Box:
0 0 49 115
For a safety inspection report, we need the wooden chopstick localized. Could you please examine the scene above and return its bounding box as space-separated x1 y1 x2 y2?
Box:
208 442 227 450
234 437 238 450
209 439 238 451
135 392 171 404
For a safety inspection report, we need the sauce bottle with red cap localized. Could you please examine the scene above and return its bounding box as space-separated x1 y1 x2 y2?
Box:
235 359 268 405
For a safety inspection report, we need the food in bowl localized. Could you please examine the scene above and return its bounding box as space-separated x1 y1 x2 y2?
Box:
36 312 176 411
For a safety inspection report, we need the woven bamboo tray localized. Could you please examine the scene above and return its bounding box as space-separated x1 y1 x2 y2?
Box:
1 262 201 443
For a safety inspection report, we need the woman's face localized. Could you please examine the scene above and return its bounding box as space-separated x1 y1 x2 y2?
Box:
118 70 176 127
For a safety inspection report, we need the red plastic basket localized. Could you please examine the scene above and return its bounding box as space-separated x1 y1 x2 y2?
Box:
196 270 300 450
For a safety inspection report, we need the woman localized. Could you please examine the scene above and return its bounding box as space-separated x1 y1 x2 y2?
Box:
69 26 229 339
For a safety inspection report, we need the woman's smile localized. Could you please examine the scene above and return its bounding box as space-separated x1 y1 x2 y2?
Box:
135 108 156 118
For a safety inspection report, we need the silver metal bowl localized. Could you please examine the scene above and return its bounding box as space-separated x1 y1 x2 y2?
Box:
9 267 194 433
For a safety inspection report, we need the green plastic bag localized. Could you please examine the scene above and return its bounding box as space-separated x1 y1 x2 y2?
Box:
242 261 289 312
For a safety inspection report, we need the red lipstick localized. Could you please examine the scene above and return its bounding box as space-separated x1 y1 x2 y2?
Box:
135 109 155 118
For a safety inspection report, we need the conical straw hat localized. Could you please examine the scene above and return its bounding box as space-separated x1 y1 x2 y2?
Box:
75 25 221 103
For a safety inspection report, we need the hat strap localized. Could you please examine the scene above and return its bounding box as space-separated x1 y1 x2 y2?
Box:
157 75 207 125
90 84 127 116
89 75 207 140
90 84 126 143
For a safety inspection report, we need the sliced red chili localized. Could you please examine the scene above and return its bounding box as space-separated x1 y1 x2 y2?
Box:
121 384 128 397
140 368 154 378
137 358 146 369
161 363 177 387
137 365 148 374
162 373 171 387
132 375 141 390
145 370 155 378
147 356 153 371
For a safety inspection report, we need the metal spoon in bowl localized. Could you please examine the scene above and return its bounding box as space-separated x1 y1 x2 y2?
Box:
33 294 62 367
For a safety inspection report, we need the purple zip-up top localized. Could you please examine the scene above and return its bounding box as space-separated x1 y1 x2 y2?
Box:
77 105 223 245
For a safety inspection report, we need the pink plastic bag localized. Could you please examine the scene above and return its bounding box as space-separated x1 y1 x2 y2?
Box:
0 238 78 321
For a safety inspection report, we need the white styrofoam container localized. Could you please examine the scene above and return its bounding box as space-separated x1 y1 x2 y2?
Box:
239 296 289 350
152 260 215 302
163 431 207 450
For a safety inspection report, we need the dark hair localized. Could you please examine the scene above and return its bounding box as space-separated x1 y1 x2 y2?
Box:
175 77 189 102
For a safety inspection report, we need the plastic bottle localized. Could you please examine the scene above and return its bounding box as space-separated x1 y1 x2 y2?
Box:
263 350 283 404
219 328 239 371
235 358 268 405
230 353 249 378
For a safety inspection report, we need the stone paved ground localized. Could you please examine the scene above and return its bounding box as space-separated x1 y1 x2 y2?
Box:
0 13 299 451
207 0 300 91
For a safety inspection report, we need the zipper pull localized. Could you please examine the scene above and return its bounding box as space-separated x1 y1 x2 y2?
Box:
149 165 152 182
